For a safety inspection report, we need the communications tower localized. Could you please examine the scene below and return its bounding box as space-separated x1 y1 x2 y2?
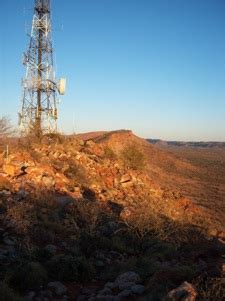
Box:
19 0 66 137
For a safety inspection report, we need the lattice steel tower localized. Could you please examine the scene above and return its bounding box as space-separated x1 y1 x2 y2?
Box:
19 0 66 136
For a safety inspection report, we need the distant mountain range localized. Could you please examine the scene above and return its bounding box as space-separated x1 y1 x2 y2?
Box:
147 139 225 148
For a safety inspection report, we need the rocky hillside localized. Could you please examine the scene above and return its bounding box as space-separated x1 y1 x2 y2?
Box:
0 130 224 300
147 137 225 227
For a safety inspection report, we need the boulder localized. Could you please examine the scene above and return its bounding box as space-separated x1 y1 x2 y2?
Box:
0 190 11 196
2 164 17 177
115 271 142 286
48 281 67 295
165 281 197 301
86 140 95 147
53 196 73 207
118 281 135 290
222 262 225 276
117 289 132 298
15 188 28 201
24 291 36 301
104 282 117 289
131 284 145 295
45 244 57 255
120 174 132 184
42 176 55 187
95 296 115 301
121 181 133 188
98 288 112 296
3 237 16 246
0 176 12 190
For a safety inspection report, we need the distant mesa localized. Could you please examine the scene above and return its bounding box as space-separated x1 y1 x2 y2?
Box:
148 139 225 148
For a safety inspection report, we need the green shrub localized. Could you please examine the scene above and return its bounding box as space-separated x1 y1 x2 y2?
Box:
6 262 48 292
131 256 159 279
174 265 196 282
47 254 78 281
111 236 128 253
75 200 101 235
78 232 98 256
42 220 64 234
146 242 177 261
121 144 146 170
47 254 95 282
138 284 168 301
95 236 112 250
0 282 22 301
77 256 96 282
104 146 117 160
150 265 196 288
32 247 53 262
111 236 135 254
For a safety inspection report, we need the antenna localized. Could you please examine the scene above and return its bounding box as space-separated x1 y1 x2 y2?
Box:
19 0 66 137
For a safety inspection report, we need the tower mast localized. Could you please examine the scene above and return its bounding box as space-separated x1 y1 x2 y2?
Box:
19 0 66 137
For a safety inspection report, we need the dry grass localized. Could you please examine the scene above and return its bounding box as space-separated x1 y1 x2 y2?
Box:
194 277 225 301
146 144 225 229
121 197 209 245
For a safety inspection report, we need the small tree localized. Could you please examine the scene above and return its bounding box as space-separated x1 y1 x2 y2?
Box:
0 116 14 138
121 143 146 170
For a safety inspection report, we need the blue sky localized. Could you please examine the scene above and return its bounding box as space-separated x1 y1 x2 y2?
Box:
0 0 225 141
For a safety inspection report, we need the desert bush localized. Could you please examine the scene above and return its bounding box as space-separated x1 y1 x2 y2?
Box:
43 132 66 144
111 236 128 253
77 256 96 282
73 200 102 235
6 198 63 240
136 286 167 301
0 116 14 138
144 241 177 261
41 220 64 235
127 256 159 279
47 254 95 282
78 232 99 256
126 212 206 245
111 235 136 254
47 254 78 281
95 236 112 250
0 282 22 301
6 203 36 235
154 265 196 286
122 197 208 246
174 265 196 282
6 262 48 292
64 160 89 185
31 247 53 262
121 143 146 170
194 277 225 301
122 199 166 240
104 146 117 160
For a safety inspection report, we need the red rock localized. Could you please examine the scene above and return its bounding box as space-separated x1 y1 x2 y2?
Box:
0 175 12 190
120 174 132 183
3 164 17 176
165 281 197 301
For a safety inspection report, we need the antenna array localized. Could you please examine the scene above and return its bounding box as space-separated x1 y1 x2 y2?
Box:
19 0 66 136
